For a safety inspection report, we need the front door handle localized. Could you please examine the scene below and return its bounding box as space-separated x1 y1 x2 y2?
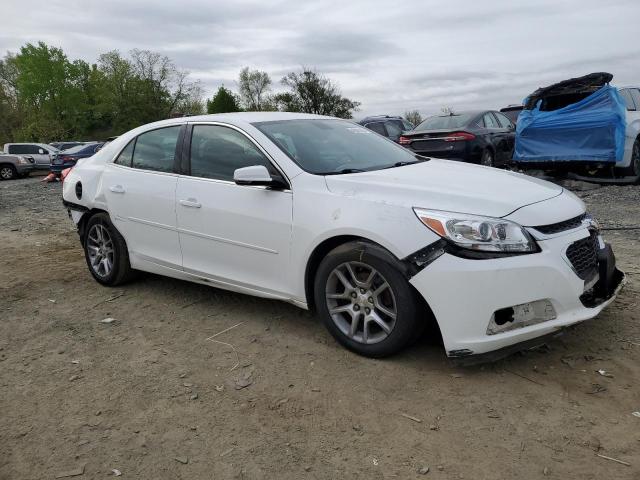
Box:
109 185 125 194
180 198 202 208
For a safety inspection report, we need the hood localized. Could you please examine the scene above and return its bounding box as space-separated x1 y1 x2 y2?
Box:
324 159 563 218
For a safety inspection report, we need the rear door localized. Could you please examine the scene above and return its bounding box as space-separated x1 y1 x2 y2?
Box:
493 112 516 164
483 112 509 164
175 123 293 295
102 125 184 269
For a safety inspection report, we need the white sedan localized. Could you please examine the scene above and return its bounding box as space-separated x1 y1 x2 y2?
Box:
62 112 624 362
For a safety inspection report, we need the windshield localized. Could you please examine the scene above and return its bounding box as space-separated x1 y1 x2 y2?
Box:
253 119 423 174
415 114 474 130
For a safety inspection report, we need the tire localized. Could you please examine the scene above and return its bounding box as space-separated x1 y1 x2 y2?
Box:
313 241 421 358
480 149 494 167
625 138 640 180
83 212 134 286
0 165 16 180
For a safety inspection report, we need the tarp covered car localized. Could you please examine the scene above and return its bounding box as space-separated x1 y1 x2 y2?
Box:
514 72 626 166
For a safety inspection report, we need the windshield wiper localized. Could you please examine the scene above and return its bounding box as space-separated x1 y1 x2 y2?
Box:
382 157 429 169
322 168 367 175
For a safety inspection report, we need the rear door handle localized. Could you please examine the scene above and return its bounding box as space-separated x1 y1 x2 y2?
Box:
180 198 202 208
109 185 125 194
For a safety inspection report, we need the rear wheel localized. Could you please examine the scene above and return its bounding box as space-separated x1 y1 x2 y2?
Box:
314 241 422 357
0 165 16 180
83 212 134 286
480 149 494 167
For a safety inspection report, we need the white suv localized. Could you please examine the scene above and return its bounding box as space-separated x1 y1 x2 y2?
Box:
61 113 624 363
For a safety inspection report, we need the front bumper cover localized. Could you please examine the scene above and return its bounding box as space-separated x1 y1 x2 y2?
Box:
408 227 624 363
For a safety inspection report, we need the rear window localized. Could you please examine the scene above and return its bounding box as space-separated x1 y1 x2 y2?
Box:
415 114 474 130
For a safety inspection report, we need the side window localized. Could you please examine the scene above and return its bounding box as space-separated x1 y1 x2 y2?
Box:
483 113 498 129
385 121 403 140
402 120 414 131
619 89 636 111
494 112 514 129
365 122 387 136
630 89 640 111
132 126 181 173
189 125 273 181
7 145 20 154
114 140 135 166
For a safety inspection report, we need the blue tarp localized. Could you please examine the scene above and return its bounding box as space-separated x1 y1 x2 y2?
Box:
514 85 626 163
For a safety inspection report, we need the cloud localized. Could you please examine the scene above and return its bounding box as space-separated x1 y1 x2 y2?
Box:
1 0 639 118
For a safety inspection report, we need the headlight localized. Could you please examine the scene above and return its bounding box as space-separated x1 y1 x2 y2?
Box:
18 156 28 164
413 208 537 253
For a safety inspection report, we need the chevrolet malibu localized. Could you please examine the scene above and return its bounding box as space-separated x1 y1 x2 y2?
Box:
62 112 624 362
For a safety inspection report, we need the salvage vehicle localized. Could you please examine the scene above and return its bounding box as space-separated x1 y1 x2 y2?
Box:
359 115 414 143
51 142 104 175
3 143 59 170
0 153 35 180
514 72 640 182
62 113 624 363
398 110 515 167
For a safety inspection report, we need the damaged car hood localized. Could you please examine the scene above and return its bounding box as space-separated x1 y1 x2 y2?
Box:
324 159 563 219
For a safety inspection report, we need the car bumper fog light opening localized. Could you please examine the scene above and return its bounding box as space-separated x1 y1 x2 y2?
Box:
486 299 556 335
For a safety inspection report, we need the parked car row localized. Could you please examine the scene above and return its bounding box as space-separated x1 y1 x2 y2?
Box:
356 72 639 183
0 141 105 180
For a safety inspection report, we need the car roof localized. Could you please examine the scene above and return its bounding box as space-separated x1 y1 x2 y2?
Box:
360 115 404 122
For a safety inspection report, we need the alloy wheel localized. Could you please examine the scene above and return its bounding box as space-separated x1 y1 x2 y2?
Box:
87 223 115 278
0 167 14 179
325 261 397 344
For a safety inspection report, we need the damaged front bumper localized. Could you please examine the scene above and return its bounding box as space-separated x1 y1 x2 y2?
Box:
408 227 625 364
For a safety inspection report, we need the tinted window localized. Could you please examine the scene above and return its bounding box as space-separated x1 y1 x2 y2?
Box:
483 113 499 128
253 119 423 175
630 89 640 110
114 140 135 166
494 112 514 129
8 145 25 154
132 126 181 172
365 122 386 136
620 89 636 111
385 121 403 140
416 114 474 130
189 125 272 181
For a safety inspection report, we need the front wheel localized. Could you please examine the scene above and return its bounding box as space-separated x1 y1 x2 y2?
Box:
625 138 640 180
83 212 134 286
314 241 422 357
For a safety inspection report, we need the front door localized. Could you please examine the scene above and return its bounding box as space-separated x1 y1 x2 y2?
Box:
102 125 184 268
176 123 293 296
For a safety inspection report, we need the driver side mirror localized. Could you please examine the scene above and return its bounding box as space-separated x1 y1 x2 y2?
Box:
233 165 287 189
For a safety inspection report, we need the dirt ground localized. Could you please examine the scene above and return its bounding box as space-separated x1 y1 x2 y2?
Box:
1 175 639 480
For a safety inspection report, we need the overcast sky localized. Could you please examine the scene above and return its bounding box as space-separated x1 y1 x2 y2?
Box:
2 0 639 118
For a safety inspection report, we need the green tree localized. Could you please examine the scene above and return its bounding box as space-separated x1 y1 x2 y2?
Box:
278 68 359 118
207 86 241 113
12 42 91 141
238 67 271 111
